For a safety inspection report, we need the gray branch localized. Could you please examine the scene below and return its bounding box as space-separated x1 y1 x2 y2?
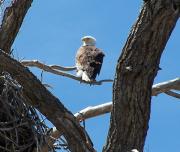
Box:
21 60 113 85
44 78 180 152
152 78 180 96
0 51 95 152
164 90 180 99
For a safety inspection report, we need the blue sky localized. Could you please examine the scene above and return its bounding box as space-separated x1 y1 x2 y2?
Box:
12 0 180 151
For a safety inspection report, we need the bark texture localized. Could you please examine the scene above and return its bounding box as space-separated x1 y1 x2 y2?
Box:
0 0 33 53
0 0 95 151
103 1 180 152
0 51 95 152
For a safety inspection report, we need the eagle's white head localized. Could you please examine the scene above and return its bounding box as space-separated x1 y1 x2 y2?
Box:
81 36 96 46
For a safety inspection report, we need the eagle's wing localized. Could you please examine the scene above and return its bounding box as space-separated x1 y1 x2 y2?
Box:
76 46 105 81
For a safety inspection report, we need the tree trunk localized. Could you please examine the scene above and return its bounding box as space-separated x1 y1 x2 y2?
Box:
0 0 33 53
103 1 180 152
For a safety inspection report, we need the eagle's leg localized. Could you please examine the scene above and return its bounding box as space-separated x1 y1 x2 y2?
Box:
89 79 96 86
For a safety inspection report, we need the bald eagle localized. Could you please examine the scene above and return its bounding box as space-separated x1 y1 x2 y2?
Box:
75 36 105 82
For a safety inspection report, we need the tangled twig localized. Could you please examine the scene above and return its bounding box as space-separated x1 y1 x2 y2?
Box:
0 72 70 152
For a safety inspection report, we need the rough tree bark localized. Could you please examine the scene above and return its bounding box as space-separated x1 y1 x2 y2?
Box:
0 0 33 53
0 0 95 151
0 0 179 152
103 0 180 152
0 51 95 152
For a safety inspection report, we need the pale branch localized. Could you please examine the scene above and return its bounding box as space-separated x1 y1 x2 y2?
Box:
50 65 76 71
74 102 112 121
74 78 180 120
22 60 76 71
42 102 112 152
152 78 180 96
0 0 33 54
164 90 180 99
0 51 95 152
45 78 180 151
21 60 113 85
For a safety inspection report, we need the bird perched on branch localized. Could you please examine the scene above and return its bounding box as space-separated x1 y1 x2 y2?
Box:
75 36 105 82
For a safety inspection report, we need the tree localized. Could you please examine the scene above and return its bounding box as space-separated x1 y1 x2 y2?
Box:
0 0 179 152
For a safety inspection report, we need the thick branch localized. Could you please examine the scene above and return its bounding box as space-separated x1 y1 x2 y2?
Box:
74 102 112 121
42 77 180 152
0 51 95 152
21 60 113 85
75 78 180 120
75 78 180 118
0 0 33 53
103 1 180 152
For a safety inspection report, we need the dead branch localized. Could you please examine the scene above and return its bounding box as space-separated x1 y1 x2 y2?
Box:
75 78 180 120
0 0 33 54
21 60 113 85
152 78 180 96
0 73 49 152
45 77 180 152
22 60 76 71
74 102 112 121
0 51 95 152
50 65 76 71
164 90 180 99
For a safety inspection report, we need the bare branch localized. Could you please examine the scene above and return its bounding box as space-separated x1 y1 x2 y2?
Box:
0 51 95 152
21 60 113 85
22 60 76 71
164 90 180 99
0 0 33 53
74 102 112 121
75 78 180 120
45 77 180 151
50 65 76 71
152 78 180 96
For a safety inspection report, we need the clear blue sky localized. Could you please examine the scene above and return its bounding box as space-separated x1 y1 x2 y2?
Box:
12 0 180 151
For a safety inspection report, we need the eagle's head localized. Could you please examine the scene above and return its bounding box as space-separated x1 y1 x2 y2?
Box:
81 36 96 46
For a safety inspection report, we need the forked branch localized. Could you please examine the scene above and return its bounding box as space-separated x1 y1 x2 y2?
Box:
75 78 180 120
45 77 180 152
22 60 77 71
0 51 95 152
21 60 113 85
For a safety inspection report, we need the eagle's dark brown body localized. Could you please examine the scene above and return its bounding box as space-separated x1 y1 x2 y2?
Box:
76 46 105 81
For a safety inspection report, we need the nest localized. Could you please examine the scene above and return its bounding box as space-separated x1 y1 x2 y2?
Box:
0 72 50 152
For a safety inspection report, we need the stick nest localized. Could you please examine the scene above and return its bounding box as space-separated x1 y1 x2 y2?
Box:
0 72 51 152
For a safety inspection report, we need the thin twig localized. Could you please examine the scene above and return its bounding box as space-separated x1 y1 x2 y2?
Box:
0 122 28 131
0 145 11 152
21 60 113 85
